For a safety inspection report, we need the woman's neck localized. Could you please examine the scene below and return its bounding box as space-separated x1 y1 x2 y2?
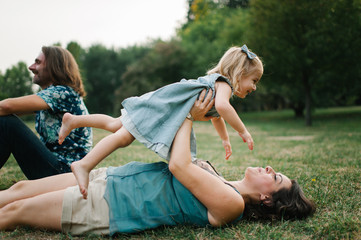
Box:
228 180 260 205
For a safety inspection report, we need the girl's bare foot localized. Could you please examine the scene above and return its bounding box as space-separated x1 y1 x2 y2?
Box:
58 113 74 145
71 161 90 199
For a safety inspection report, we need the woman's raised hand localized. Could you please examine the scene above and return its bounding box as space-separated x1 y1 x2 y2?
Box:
190 89 215 121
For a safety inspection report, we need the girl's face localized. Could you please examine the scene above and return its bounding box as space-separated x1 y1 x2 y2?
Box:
245 166 292 199
235 72 261 98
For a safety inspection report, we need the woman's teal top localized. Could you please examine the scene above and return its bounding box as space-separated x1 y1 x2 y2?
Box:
104 161 242 235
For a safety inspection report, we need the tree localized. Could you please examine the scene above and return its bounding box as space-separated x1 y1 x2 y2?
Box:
82 44 121 114
66 41 84 64
0 71 5 100
225 0 249 8
83 44 150 115
66 41 88 94
179 2 268 112
179 0 253 77
0 62 33 100
114 40 187 112
311 0 361 107
185 0 215 22
247 0 361 125
178 7 238 78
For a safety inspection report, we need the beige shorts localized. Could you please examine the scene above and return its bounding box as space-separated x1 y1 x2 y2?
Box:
61 167 110 235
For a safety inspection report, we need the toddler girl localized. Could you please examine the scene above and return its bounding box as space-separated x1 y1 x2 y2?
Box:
59 44 263 199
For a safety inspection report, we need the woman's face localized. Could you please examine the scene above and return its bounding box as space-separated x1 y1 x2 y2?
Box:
245 166 292 197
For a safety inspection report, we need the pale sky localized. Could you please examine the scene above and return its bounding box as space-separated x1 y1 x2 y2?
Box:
0 0 188 72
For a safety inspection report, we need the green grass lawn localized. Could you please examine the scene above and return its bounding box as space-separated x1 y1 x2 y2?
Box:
0 106 360 239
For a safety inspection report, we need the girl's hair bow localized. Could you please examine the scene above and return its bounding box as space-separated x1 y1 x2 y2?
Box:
241 44 257 60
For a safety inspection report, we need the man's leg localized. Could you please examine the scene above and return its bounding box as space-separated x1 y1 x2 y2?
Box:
0 115 68 179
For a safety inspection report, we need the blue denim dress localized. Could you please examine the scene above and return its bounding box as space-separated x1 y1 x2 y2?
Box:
104 161 242 235
121 73 233 161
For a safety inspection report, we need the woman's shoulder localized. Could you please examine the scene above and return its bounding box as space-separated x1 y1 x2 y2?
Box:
193 160 245 220
193 159 224 178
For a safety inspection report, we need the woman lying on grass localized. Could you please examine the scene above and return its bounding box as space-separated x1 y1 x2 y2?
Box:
0 101 315 236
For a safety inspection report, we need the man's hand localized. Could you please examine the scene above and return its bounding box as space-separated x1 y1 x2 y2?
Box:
189 89 215 121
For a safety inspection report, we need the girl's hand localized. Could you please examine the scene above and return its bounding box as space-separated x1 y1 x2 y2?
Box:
238 131 254 150
222 140 232 160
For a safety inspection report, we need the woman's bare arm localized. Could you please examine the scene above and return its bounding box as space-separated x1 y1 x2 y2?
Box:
168 119 244 226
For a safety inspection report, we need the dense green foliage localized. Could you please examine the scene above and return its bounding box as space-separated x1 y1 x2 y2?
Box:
0 62 33 100
0 106 360 239
248 0 361 125
114 40 187 108
1 0 360 124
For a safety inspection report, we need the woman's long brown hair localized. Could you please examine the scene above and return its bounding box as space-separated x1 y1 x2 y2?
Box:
243 180 316 220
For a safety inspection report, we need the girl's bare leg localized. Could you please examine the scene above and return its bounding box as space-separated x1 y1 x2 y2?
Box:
71 127 135 199
0 173 76 209
59 113 123 144
0 190 64 231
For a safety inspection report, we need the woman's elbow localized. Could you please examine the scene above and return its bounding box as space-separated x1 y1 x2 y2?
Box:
208 213 228 227
209 219 224 227
168 159 181 174
168 156 191 175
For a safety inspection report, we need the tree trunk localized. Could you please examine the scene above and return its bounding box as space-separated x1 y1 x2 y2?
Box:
293 103 304 118
303 71 312 126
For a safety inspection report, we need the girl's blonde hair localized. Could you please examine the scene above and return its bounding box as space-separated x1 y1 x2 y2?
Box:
207 46 263 94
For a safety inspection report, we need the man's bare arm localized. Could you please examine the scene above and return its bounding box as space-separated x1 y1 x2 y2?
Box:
0 95 49 116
